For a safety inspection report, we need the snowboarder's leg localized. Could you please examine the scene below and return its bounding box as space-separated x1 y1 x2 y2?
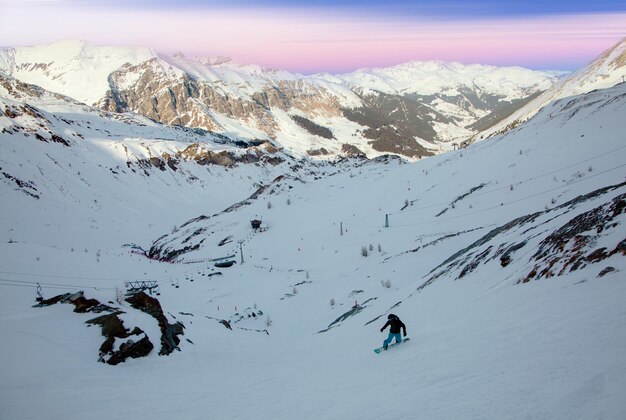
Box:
383 333 394 349
394 333 402 344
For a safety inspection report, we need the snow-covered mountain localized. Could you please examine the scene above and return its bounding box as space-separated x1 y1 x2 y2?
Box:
0 39 156 106
0 40 562 159
1 36 625 419
329 61 561 137
472 37 626 142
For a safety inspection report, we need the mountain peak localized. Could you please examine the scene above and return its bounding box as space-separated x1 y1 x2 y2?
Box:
195 56 233 66
0 39 157 105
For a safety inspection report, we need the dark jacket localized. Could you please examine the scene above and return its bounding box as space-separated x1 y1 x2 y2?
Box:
380 317 406 335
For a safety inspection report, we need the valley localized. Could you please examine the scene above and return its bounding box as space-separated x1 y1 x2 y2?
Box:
1 38 625 420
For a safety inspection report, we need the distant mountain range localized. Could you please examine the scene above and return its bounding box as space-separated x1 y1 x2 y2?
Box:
1 38 624 160
0 39 568 160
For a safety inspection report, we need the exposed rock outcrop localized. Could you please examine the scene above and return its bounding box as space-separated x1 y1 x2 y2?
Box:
125 141 285 174
86 311 154 365
523 194 626 282
37 291 114 313
126 292 185 356
36 291 155 365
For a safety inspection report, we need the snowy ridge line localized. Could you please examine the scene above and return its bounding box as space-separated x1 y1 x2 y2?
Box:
379 226 492 266
364 301 403 326
419 180 626 287
388 143 626 216
415 226 496 239
369 163 626 230
344 162 626 231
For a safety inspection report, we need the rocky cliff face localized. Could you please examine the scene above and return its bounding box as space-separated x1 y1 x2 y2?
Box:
101 59 271 133
99 59 357 141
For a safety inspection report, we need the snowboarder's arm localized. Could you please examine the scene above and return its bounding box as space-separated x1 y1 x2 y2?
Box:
380 321 390 332
401 321 407 336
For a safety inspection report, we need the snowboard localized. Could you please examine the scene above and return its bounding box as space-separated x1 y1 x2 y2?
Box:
374 337 409 354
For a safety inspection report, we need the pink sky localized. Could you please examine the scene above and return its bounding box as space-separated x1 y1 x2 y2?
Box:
0 2 624 73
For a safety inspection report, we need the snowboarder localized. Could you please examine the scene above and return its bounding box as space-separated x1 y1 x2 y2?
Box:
380 314 407 350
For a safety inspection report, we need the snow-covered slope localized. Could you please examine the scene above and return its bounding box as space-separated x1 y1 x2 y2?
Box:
332 60 557 98
0 72 306 249
0 40 156 106
0 40 562 159
473 37 626 142
1 65 625 420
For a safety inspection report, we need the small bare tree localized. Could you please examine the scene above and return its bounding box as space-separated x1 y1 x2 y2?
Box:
115 287 125 305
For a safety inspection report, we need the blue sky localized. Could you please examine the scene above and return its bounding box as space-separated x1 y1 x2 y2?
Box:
0 0 624 73
93 0 626 15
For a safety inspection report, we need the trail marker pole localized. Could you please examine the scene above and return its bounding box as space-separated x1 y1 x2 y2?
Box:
384 214 389 228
